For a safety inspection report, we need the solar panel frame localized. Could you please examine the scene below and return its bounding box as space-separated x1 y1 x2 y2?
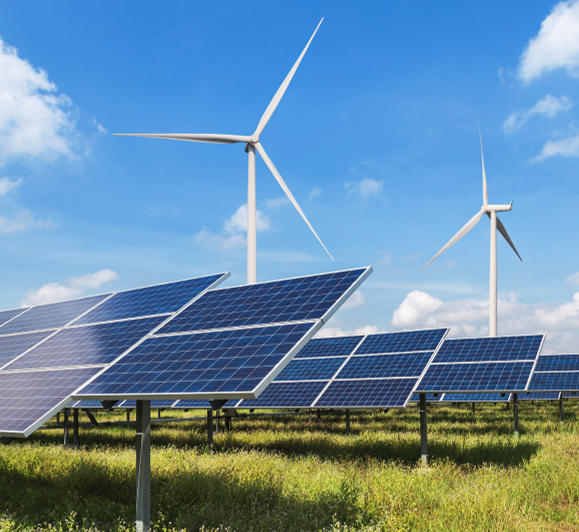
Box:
526 353 579 393
73 267 373 402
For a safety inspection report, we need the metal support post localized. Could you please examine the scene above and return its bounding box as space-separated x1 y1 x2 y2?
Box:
127 409 131 422
73 409 79 447
309 409 312 423
158 409 161 419
317 409 321 422
513 393 519 436
63 409 69 446
56 412 60 425
472 402 475 415
215 410 220 434
83 409 99 426
559 396 564 423
419 394 428 466
136 400 151 532
207 410 213 452
346 410 350 435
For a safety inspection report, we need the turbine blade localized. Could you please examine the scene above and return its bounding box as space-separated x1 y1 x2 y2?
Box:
255 142 333 260
253 19 323 138
114 133 250 144
420 210 485 272
495 215 522 261
477 109 488 206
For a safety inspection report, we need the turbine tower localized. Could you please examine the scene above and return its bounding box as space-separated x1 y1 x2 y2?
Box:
420 126 522 336
115 19 332 284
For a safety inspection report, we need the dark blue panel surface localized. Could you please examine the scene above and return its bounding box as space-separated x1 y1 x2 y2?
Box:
316 378 417 408
173 400 214 409
75 274 226 325
0 308 28 329
0 331 53 368
69 400 104 409
563 392 579 398
274 357 345 381
528 372 579 391
409 393 442 402
435 336 543 363
158 269 368 334
5 317 165 371
520 392 560 401
417 362 534 392
535 354 579 372
0 367 101 434
239 381 327 408
0 294 109 335
295 335 362 359
356 329 447 355
79 322 314 397
442 393 511 402
338 352 433 379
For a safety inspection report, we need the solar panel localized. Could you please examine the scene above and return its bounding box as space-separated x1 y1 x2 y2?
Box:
520 392 561 401
415 335 544 394
0 272 230 438
0 308 28 328
441 393 511 403
237 328 449 410
73 268 372 403
527 354 579 393
563 392 579 399
409 393 443 403
173 400 215 409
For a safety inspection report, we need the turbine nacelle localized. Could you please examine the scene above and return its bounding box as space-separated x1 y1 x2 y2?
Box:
483 201 513 213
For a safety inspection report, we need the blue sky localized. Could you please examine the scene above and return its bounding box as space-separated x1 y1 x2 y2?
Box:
1 1 579 351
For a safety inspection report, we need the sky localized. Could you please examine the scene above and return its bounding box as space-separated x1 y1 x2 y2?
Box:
0 1 579 352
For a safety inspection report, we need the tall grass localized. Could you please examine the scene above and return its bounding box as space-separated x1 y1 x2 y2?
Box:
1 402 578 531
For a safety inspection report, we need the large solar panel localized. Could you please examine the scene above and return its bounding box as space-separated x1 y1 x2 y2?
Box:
415 335 544 394
520 392 561 401
0 272 230 438
235 328 449 409
527 353 579 392
74 268 372 403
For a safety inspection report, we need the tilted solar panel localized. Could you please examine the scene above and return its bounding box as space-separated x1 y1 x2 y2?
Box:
526 354 579 393
415 335 545 394
441 393 511 403
0 331 54 369
0 308 28 328
520 392 561 401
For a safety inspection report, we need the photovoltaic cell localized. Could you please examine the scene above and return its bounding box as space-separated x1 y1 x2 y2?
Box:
0 308 28 328
337 352 434 379
316 378 418 408
528 372 579 392
274 357 345 381
0 294 109 335
157 269 368 334
563 392 579 399
0 367 101 435
441 393 511 402
239 381 328 409
294 336 363 359
356 329 447 355
74 274 226 325
434 336 543 363
534 354 579 372
3 317 166 371
520 392 560 401
173 400 215 409
0 331 53 368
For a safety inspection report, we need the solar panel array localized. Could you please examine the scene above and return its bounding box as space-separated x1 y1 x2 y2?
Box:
410 392 512 403
230 328 449 409
527 353 579 393
75 268 371 403
0 273 229 437
415 335 544 394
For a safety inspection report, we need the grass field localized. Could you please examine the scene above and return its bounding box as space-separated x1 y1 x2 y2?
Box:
1 401 578 532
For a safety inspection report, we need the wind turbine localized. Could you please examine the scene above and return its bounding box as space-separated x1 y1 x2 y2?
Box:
115 19 332 284
420 125 522 336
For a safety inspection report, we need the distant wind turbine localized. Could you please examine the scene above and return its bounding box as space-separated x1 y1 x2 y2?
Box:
115 19 332 284
420 123 522 336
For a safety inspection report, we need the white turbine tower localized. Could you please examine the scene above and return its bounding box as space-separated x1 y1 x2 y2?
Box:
420 126 522 336
115 19 332 284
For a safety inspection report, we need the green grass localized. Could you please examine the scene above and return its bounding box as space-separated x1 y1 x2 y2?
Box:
1 402 579 531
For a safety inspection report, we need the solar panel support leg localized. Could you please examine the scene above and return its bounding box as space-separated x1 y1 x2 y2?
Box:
207 410 213 452
513 393 519 436
158 409 161 419
472 402 475 415
309 409 312 423
419 394 428 466
346 410 350 435
559 396 564 423
73 409 79 447
83 409 99 427
127 409 131 423
63 408 69 446
136 400 151 532
215 411 220 434
317 409 321 422
1 437 14 445
56 412 60 425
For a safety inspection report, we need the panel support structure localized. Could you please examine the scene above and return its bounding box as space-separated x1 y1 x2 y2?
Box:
559 396 564 423
63 408 69 446
207 410 213 452
513 393 519 436
419 393 428 466
73 409 79 447
346 409 350 435
136 400 151 532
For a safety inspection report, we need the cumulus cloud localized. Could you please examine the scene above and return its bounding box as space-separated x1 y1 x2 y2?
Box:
345 178 384 198
391 288 579 352
308 187 321 200
0 177 22 196
265 196 289 210
518 0 579 83
341 290 367 310
0 209 57 234
194 204 270 251
315 324 383 338
531 126 579 162
503 95 573 133
0 35 85 165
566 271 579 285
22 269 119 306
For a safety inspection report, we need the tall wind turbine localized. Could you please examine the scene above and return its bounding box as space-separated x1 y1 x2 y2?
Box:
420 126 522 336
115 19 332 284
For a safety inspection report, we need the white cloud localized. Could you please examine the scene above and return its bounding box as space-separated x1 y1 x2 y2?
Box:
0 209 57 234
518 0 579 83
194 204 270 251
22 269 119 306
308 187 321 200
531 126 579 162
315 324 383 338
0 35 84 165
345 178 384 198
341 290 367 310
503 95 573 133
265 196 289 210
566 271 579 285
0 177 22 195
391 288 579 352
